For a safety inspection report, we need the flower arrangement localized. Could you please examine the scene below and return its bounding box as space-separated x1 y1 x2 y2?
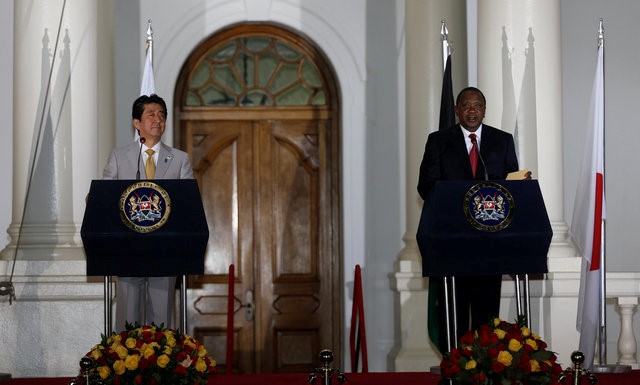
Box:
440 317 563 385
83 323 216 385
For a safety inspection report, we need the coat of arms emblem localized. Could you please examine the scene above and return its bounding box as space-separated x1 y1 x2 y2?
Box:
119 181 171 233
463 182 515 232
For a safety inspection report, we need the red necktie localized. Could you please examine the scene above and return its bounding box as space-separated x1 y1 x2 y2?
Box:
469 133 479 177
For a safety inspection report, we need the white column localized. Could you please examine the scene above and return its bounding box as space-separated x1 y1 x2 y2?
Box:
616 297 638 369
477 0 575 269
0 0 112 377
389 0 467 371
477 0 579 364
1 0 108 263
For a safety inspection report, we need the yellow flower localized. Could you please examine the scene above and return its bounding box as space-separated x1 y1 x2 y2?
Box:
493 318 502 327
465 359 477 370
520 326 531 337
497 351 513 367
113 360 126 375
525 338 538 350
508 338 522 352
494 328 506 339
196 358 208 372
89 347 103 361
157 354 171 368
197 345 208 358
184 338 197 349
143 345 156 359
125 337 137 349
107 335 121 345
166 334 176 348
530 359 541 372
163 345 172 355
97 366 111 379
124 354 140 371
115 345 128 359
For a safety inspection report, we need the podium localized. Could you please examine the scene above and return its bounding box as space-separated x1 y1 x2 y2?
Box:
81 179 208 335
416 180 552 349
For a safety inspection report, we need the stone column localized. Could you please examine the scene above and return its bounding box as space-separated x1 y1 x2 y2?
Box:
477 0 574 267
477 0 579 363
389 0 467 371
1 0 110 264
0 0 111 376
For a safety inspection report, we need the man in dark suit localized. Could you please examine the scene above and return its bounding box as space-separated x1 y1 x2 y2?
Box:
103 94 194 330
417 87 521 351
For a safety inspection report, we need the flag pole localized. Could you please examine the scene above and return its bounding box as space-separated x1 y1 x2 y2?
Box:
146 19 153 69
439 18 457 354
590 19 629 373
441 20 450 70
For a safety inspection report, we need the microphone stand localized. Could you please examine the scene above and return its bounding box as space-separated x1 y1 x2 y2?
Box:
136 137 146 180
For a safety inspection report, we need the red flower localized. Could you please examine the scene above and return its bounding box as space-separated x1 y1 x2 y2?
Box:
461 348 473 358
479 330 492 347
138 358 149 370
134 374 143 384
441 361 461 376
492 360 505 373
174 365 187 375
460 331 475 345
478 324 492 333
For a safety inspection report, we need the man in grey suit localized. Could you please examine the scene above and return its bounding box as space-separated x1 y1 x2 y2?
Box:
103 94 194 330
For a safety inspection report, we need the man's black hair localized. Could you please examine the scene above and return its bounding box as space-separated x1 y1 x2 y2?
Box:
132 94 167 120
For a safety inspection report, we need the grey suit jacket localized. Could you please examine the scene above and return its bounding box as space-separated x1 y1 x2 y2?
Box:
103 141 194 180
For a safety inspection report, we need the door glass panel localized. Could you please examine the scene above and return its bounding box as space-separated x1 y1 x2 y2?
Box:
258 54 278 88
186 36 328 107
234 53 255 88
271 63 299 94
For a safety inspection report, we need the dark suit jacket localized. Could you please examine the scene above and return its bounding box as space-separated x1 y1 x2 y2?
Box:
417 124 519 200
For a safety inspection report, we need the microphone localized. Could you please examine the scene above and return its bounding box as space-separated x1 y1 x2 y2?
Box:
136 137 146 180
477 147 489 181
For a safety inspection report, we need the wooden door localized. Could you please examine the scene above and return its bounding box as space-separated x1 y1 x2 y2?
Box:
174 23 341 373
253 118 337 373
180 113 339 373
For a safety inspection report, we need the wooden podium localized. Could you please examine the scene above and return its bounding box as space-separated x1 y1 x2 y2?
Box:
81 179 208 335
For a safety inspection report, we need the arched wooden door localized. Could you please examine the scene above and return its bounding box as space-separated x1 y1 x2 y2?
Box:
174 23 341 374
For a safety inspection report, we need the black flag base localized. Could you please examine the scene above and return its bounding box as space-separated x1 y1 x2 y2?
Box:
0 373 11 382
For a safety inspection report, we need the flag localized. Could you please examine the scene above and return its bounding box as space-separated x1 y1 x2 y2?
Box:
140 42 155 96
438 54 455 131
428 53 455 354
136 23 155 140
570 40 604 369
